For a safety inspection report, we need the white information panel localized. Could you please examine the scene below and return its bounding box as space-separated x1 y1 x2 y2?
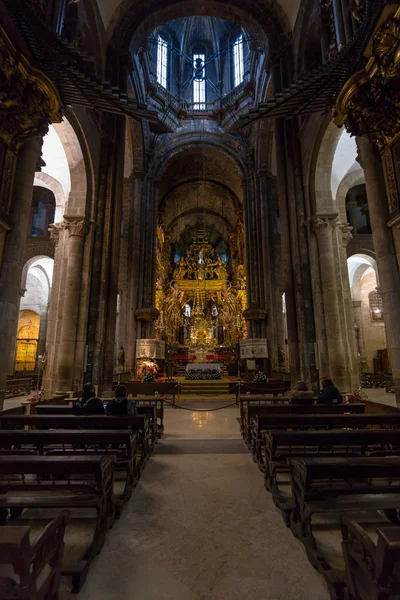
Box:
240 339 269 359
136 339 166 360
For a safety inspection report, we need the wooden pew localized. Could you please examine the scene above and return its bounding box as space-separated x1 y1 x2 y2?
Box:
0 429 139 510
230 381 291 402
35 402 161 447
251 413 400 470
288 456 400 599
0 512 68 599
265 429 400 505
0 455 115 592
241 402 366 446
341 517 400 600
0 414 152 468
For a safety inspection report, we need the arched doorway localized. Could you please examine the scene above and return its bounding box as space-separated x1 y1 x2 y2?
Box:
348 254 388 375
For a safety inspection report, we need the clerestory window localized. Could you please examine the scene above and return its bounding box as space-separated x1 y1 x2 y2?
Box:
193 54 206 109
157 36 168 88
233 34 244 88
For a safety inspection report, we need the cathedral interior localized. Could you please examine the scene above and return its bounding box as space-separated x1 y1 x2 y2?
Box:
2 0 400 598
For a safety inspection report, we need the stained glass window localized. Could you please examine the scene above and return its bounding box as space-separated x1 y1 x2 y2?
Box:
193 54 206 109
157 36 168 88
233 34 244 88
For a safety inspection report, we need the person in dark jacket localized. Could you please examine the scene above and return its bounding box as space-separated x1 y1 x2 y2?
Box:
289 382 314 405
317 379 343 405
106 385 137 416
74 382 104 415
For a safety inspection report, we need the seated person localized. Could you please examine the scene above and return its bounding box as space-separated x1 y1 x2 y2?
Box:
106 385 137 416
289 381 314 405
317 378 343 405
74 382 104 415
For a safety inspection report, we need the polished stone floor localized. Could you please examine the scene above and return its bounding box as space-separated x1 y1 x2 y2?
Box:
74 405 329 600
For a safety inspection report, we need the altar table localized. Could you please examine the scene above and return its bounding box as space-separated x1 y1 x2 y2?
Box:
186 363 221 373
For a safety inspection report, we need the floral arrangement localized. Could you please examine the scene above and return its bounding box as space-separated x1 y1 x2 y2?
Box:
253 371 268 383
142 372 156 383
186 369 222 381
137 356 159 380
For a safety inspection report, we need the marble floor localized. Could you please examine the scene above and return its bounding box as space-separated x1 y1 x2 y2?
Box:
74 405 329 600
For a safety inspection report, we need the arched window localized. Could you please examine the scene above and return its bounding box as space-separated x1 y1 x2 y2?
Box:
157 36 168 88
193 53 206 109
369 290 384 322
233 34 244 87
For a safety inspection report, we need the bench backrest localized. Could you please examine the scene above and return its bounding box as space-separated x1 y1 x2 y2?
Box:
0 429 136 455
124 382 178 396
0 455 115 493
342 517 400 600
231 381 291 395
0 414 150 431
254 413 400 433
266 429 400 456
0 512 68 600
246 403 365 417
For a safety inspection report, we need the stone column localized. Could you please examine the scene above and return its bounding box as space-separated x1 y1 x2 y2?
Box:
358 136 400 403
42 223 63 397
352 300 366 368
0 136 43 409
312 215 347 391
54 218 87 393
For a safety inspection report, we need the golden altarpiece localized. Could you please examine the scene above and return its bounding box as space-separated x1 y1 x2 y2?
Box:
155 226 247 357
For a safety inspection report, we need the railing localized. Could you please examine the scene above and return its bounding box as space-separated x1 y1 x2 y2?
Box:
152 81 252 118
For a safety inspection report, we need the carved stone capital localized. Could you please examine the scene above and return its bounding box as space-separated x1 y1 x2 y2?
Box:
243 308 268 322
135 307 160 322
311 214 338 234
63 218 87 238
352 300 362 308
337 221 353 247
48 222 63 244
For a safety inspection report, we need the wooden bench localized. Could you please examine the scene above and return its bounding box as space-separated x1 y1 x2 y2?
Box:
241 402 366 447
230 381 291 401
341 517 400 600
0 429 139 511
124 381 179 407
288 456 400 598
0 414 152 468
0 455 116 592
35 402 161 447
265 429 400 503
251 413 400 470
0 512 68 600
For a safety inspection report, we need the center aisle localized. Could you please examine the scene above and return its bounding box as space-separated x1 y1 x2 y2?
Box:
77 406 329 600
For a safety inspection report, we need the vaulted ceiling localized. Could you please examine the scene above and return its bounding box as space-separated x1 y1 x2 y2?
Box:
96 0 301 35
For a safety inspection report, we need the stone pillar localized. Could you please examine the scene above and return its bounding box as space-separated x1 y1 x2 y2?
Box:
312 215 347 391
358 136 400 403
0 137 42 409
54 218 87 393
134 177 159 345
352 300 366 368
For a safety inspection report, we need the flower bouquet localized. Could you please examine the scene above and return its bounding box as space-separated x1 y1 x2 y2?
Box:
137 356 159 381
253 371 268 383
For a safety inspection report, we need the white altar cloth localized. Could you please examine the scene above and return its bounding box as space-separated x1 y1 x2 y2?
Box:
186 363 221 373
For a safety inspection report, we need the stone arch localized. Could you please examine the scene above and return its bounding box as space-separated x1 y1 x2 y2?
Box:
52 114 88 218
336 167 365 221
348 254 378 298
34 174 66 211
313 121 359 215
108 0 291 52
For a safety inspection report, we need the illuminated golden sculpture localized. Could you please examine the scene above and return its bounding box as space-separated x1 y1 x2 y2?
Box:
155 227 247 348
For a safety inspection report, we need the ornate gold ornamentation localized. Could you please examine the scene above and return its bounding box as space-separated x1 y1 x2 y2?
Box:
382 147 399 212
0 25 62 150
335 7 400 149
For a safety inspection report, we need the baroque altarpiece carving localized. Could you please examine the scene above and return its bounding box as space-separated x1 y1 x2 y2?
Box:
155 225 247 352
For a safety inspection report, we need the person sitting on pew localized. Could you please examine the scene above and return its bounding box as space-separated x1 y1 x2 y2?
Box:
74 382 105 415
106 385 138 416
317 378 343 405
289 382 314 405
